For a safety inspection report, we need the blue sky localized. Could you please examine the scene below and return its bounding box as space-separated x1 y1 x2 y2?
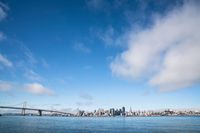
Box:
0 0 200 111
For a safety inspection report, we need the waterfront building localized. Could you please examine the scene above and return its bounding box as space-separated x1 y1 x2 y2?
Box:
110 108 115 116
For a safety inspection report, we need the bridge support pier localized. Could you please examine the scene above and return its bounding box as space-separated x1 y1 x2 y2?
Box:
21 108 26 116
38 110 42 116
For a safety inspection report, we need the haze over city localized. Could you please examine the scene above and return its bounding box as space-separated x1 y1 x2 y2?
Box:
0 0 200 113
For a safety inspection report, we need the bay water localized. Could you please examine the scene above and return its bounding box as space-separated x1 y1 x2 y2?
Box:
0 116 200 133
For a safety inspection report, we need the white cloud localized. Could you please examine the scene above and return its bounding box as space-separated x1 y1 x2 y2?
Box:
0 2 9 10
86 0 108 10
96 26 127 47
24 69 43 81
24 83 54 95
41 59 49 68
0 81 13 91
0 2 8 50
0 53 13 67
86 0 126 12
98 26 115 46
73 42 91 53
79 92 93 100
76 92 93 107
0 32 6 41
83 65 92 70
110 2 200 91
0 2 7 21
76 101 93 106
60 108 77 114
20 44 37 65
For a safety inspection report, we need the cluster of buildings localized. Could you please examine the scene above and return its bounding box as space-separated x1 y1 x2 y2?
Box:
125 109 200 117
1 107 200 117
76 107 126 117
75 107 200 117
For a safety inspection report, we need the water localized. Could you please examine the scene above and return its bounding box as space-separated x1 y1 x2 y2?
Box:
0 116 200 133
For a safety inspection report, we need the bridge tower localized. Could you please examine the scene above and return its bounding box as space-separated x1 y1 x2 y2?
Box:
21 101 27 116
38 110 42 116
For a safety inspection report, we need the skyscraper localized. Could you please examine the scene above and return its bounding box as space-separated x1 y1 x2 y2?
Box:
122 107 125 116
110 108 115 116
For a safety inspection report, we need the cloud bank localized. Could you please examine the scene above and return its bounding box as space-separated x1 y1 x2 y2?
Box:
111 2 200 92
24 83 54 95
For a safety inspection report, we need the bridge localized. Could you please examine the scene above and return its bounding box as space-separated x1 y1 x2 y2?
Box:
0 103 73 116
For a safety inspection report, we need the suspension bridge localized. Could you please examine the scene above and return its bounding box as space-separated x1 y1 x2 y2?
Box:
0 102 73 116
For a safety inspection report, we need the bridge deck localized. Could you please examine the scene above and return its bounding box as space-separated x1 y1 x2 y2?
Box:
0 106 72 115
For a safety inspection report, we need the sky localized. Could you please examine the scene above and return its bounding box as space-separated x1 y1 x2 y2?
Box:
0 0 200 112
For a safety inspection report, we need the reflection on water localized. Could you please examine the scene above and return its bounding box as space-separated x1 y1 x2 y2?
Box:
0 116 200 133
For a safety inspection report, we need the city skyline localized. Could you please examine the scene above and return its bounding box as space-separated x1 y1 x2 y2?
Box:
1 105 200 117
0 0 200 111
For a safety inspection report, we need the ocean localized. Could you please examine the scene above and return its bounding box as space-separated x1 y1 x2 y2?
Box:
0 116 200 133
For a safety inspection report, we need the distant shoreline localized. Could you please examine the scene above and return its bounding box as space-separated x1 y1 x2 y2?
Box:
1 114 200 117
